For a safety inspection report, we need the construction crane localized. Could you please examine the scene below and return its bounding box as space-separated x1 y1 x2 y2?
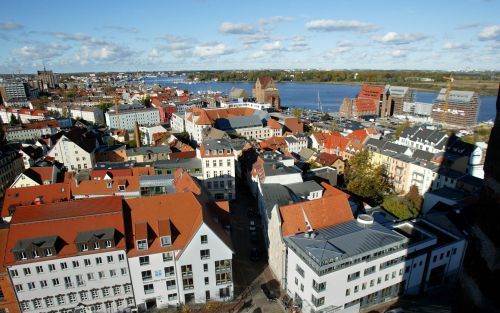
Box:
441 75 454 125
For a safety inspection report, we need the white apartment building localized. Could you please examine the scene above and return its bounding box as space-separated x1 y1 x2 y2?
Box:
139 125 170 146
126 193 234 310
47 128 97 172
283 215 466 313
284 135 308 154
105 105 161 130
220 101 273 111
47 104 105 124
5 197 135 313
5 123 59 142
199 139 236 200
171 112 185 133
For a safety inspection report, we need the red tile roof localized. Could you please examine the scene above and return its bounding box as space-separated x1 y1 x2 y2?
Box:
5 196 125 265
279 191 354 237
267 118 283 130
70 176 140 196
324 133 350 152
2 183 70 217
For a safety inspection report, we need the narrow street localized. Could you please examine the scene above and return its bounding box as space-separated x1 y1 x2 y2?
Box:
229 178 285 313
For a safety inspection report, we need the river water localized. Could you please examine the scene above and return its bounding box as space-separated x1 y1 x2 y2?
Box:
143 78 497 122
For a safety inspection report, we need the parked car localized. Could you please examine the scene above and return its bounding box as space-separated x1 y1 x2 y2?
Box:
260 283 278 301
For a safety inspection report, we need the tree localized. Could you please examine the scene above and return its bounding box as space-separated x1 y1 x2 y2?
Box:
321 113 331 121
61 107 70 118
394 121 411 139
345 150 391 204
405 185 423 210
9 114 19 125
141 95 152 107
292 108 302 118
382 194 419 220
98 101 114 114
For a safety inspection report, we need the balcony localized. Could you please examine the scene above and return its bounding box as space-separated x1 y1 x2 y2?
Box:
182 271 193 277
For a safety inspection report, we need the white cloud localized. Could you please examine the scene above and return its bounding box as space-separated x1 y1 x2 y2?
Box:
258 16 293 26
373 32 427 44
12 42 69 60
305 19 378 32
478 25 500 41
240 32 270 45
48 32 108 46
390 49 407 58
0 22 23 30
192 43 234 58
76 44 134 64
443 42 471 50
219 22 256 34
148 48 161 58
263 41 283 51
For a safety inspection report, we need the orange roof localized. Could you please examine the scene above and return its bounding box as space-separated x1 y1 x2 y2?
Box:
355 98 378 112
191 107 256 126
2 183 70 217
5 196 125 265
267 118 283 130
324 133 350 151
284 118 303 134
347 129 370 144
70 176 140 196
279 192 354 237
0 227 9 271
21 166 55 184
90 168 132 180
124 193 204 257
173 168 203 197
316 152 343 166
312 132 329 144
259 136 287 151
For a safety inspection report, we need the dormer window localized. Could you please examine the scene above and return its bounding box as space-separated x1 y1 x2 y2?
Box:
218 149 223 155
105 240 112 248
45 249 53 256
81 243 88 252
106 181 112 188
33 250 40 258
93 242 100 250
161 236 171 247
137 239 148 250
118 184 125 191
20 252 27 260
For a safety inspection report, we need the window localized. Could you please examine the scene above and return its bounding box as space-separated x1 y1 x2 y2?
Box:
60 262 68 270
433 255 437 262
119 253 125 261
354 285 359 293
161 236 172 246
94 242 100 250
15 284 23 292
213 160 217 167
124 284 132 293
72 260 80 268
79 291 88 301
102 287 110 297
143 284 154 294
312 280 326 292
204 263 209 272
183 278 194 290
110 269 116 277
164 266 175 277
64 276 72 288
181 265 193 276
87 273 95 280
81 243 88 251
142 270 152 281
32 299 42 309
200 249 210 260
311 295 325 307
91 289 99 299
139 256 150 265
40 280 48 288
453 248 457 255
206 160 210 167
219 160 223 167
27 282 35 290
52 278 60 286
166 279 176 290
168 293 177 301
69 293 77 303
36 265 44 274
107 255 114 263
377 277 382 284
23 268 31 276
137 239 148 250
385 274 389 281
163 252 173 262
113 286 121 295
96 257 102 265
10 269 18 277
48 264 56 272
84 259 91 266
370 279 375 287
364 266 376 276
121 267 128 275
227 159 231 166
56 294 65 305
19 252 27 260
296 265 304 277
32 250 40 258
216 272 232 285
347 271 360 282
206 290 211 300
201 235 208 244
99 271 106 279
205 277 209 285
20 301 30 311
345 288 350 296
362 282 367 290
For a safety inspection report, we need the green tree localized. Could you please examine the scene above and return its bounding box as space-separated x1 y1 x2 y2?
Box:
292 108 302 118
345 150 391 204
9 114 19 125
98 101 114 114
382 194 419 220
394 121 411 139
141 95 152 107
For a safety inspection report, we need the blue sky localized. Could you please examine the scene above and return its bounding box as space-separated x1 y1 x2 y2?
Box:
0 0 499 73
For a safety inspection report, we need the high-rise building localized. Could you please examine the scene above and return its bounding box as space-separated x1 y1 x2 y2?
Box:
0 81 29 102
431 89 480 129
